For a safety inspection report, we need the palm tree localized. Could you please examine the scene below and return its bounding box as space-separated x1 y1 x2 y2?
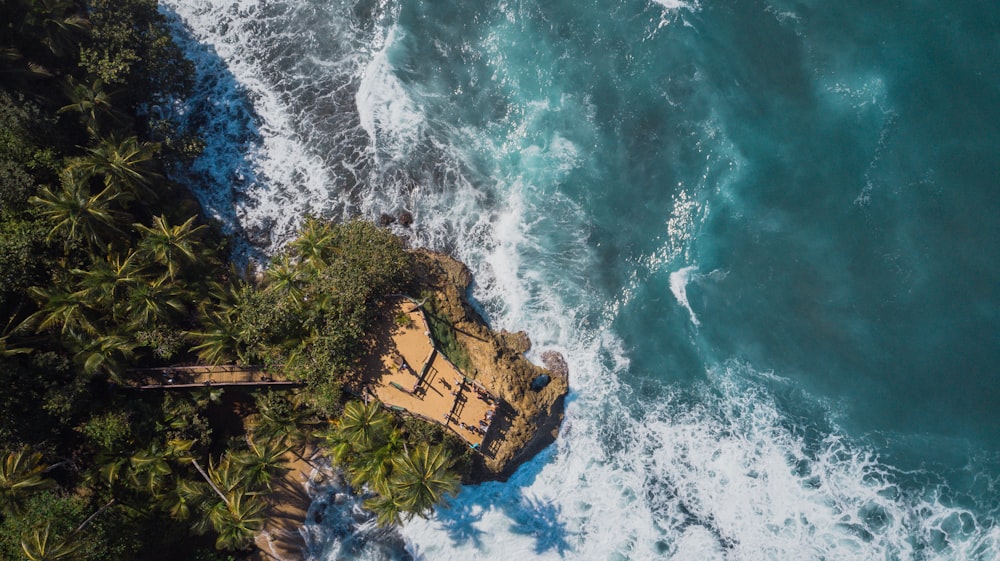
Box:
70 135 161 201
350 428 403 495
363 492 405 528
389 443 460 520
336 400 392 452
188 312 241 365
58 76 122 137
160 478 207 521
23 286 97 335
264 254 306 305
19 523 79 561
29 169 125 250
289 217 333 270
18 0 91 58
65 329 137 381
71 251 143 313
232 435 290 491
208 454 251 497
208 490 267 551
124 276 186 327
0 334 32 357
250 392 312 450
133 215 207 281
316 422 354 467
95 450 129 488
0 447 55 515
129 442 177 497
19 498 115 561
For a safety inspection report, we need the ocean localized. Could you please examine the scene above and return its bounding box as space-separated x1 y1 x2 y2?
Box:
159 0 1000 558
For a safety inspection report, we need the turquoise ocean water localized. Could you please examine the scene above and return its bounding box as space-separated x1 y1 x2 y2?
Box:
161 0 1000 558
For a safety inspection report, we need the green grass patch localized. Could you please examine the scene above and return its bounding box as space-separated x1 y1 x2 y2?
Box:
420 292 473 375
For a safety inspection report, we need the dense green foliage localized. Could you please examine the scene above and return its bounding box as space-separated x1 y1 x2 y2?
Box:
0 0 465 557
317 401 462 527
421 292 473 374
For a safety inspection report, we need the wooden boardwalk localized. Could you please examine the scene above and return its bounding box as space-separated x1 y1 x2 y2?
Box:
125 365 302 389
127 298 504 454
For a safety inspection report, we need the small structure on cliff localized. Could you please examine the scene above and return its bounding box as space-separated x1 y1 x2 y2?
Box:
363 298 503 452
359 250 569 481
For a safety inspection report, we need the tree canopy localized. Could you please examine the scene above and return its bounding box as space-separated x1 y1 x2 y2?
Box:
0 1 465 557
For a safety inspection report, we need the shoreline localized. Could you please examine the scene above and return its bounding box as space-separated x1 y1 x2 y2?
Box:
247 248 569 560
253 444 324 561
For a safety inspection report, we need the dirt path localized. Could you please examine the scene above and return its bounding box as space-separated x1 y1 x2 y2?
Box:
252 445 324 561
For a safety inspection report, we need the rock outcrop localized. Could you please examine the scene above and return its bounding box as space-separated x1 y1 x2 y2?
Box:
412 250 568 481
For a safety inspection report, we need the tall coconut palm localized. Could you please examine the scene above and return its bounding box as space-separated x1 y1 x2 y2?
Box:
65 329 137 381
71 251 143 313
0 333 32 357
188 312 241 365
58 76 121 137
19 523 79 561
363 492 405 528
129 443 175 497
18 0 91 58
264 254 306 305
207 454 250 497
124 276 186 328
70 135 161 201
207 490 267 551
350 428 403 495
95 450 129 488
160 477 207 521
389 443 460 520
24 286 97 335
29 169 124 250
232 435 289 492
336 400 391 452
133 215 206 281
316 422 354 467
0 447 55 515
289 217 333 271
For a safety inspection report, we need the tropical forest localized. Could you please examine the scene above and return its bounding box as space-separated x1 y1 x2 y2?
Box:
0 0 467 558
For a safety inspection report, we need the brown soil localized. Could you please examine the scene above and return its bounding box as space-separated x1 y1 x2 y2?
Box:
251 445 323 561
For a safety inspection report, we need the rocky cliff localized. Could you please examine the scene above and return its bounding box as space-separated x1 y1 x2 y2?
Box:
411 250 568 481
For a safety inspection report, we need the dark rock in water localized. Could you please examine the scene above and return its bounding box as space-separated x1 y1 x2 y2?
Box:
541 350 569 380
530 374 551 391
399 210 414 227
243 216 275 248
379 213 396 226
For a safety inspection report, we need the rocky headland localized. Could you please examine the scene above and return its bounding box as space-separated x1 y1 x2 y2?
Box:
411 250 569 481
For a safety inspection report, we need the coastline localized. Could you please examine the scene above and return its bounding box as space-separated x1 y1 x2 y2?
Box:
409 249 569 481
253 444 324 561
249 247 570 560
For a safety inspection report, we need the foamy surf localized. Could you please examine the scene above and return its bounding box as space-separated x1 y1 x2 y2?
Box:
159 0 1000 559
670 265 701 326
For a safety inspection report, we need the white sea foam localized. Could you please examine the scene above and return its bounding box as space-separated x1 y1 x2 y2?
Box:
160 0 383 256
669 265 701 327
161 2 999 559
356 25 426 165
651 0 699 11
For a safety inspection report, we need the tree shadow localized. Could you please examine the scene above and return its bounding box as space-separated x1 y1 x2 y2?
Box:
435 500 486 549
506 492 571 556
479 400 517 459
436 445 570 553
156 6 266 260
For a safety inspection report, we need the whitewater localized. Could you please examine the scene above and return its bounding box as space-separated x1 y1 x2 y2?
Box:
159 0 1000 559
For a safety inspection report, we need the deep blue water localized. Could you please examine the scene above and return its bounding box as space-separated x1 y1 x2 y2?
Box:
164 0 1000 558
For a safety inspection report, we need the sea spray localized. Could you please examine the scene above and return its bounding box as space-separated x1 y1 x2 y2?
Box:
161 0 1000 559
